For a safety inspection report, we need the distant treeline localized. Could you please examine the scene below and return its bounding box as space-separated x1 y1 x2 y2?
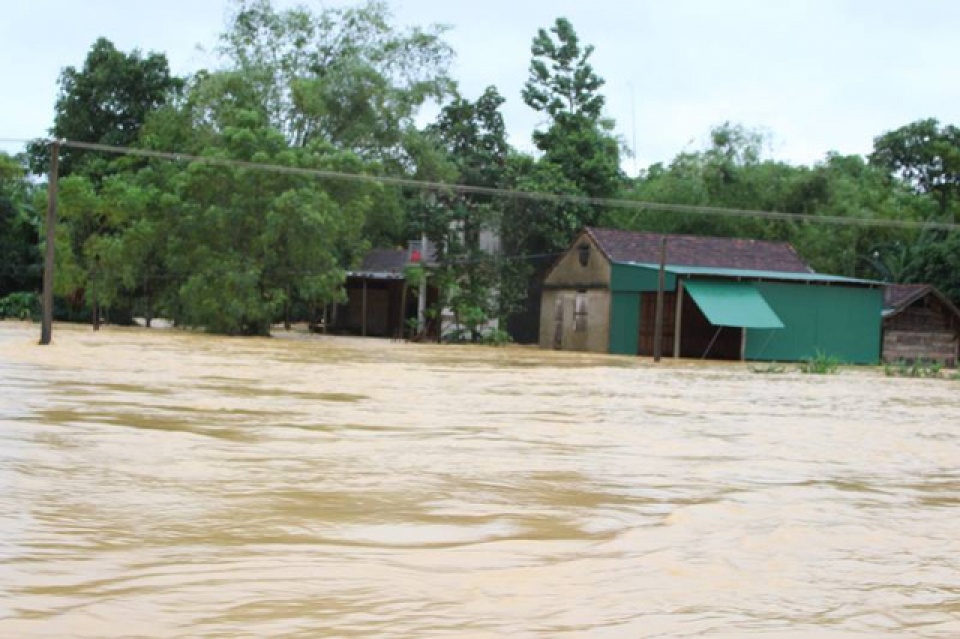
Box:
2 0 958 335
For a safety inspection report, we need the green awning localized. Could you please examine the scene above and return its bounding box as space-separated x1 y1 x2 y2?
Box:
683 280 784 329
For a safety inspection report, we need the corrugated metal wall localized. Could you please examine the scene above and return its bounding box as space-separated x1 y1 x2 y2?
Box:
746 283 882 364
609 292 641 355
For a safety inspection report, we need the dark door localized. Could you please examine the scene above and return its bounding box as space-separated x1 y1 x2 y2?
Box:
638 292 676 356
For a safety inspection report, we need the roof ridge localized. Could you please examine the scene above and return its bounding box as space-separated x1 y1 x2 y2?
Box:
584 226 796 247
583 226 813 273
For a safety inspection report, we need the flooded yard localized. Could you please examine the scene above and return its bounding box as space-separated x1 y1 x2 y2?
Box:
0 321 958 637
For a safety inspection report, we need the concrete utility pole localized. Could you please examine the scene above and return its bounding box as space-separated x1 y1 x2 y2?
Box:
417 229 427 336
653 236 667 362
418 192 433 338
40 140 60 346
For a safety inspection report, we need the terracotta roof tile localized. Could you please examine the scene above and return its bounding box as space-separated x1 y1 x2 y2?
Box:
883 283 931 311
357 248 408 274
585 227 813 273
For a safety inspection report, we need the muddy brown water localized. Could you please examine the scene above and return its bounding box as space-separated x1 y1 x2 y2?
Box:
0 321 958 638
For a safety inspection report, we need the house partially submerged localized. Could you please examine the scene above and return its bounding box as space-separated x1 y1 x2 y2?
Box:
882 284 960 366
327 246 438 339
540 227 883 363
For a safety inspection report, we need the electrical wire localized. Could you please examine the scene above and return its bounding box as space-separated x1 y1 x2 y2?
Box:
51 138 960 232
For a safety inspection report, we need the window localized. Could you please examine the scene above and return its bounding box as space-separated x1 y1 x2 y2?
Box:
574 291 588 332
578 242 590 267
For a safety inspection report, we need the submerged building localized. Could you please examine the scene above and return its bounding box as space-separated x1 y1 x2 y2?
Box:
540 227 883 364
882 284 960 366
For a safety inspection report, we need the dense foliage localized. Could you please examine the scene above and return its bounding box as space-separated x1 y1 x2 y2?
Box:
0 152 40 301
8 0 960 336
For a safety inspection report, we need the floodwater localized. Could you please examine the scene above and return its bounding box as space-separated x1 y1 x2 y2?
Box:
1 322 958 638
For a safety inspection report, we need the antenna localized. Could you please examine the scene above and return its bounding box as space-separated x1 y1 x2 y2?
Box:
629 82 638 177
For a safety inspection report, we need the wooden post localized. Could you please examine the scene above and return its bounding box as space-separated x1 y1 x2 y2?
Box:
399 283 408 340
361 279 368 337
92 254 101 331
653 236 667 362
417 232 427 335
40 140 60 345
740 327 747 361
673 279 684 358
703 327 723 359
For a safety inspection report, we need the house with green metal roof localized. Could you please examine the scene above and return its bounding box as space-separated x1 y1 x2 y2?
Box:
540 227 883 364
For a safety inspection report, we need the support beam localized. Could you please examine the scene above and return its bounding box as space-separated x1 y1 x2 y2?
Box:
653 236 667 362
92 255 101 331
740 327 747 361
40 140 60 345
417 232 427 335
702 326 723 360
361 279 368 337
673 279 684 358
399 283 408 340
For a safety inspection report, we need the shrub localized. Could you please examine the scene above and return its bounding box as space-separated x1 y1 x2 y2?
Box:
480 328 513 346
0 292 40 320
750 362 786 374
800 350 841 375
885 358 947 379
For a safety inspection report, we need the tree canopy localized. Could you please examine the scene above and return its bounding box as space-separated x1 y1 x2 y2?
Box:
29 37 183 179
10 3 960 332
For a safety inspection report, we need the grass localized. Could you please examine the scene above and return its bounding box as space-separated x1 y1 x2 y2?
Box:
799 350 841 375
749 362 787 374
883 358 944 379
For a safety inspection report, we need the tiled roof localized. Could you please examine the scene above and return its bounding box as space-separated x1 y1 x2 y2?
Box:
357 248 408 275
882 283 960 326
350 243 437 279
585 227 814 273
883 283 930 312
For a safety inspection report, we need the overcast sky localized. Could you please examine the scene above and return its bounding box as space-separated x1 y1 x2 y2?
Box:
2 0 959 175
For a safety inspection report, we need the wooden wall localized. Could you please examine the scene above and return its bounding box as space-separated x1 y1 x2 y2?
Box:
883 296 959 366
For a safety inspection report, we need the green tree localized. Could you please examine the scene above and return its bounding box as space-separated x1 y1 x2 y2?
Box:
216 0 455 250
521 17 622 202
870 118 960 218
902 231 960 305
29 37 183 179
499 152 586 342
131 72 377 334
0 153 40 297
217 0 454 157
613 124 932 280
424 87 510 338
501 18 623 341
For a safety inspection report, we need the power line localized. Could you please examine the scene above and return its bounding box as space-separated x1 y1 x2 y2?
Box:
0 251 565 280
54 138 960 232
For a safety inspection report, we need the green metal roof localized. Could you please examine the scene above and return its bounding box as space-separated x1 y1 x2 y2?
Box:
683 280 785 329
617 262 879 286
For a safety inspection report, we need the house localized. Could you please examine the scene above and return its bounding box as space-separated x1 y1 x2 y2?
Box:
882 284 960 367
327 245 439 339
540 227 884 364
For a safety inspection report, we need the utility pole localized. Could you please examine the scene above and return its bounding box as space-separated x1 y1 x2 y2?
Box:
91 254 101 331
39 140 60 345
653 236 667 362
417 228 427 336
418 193 434 338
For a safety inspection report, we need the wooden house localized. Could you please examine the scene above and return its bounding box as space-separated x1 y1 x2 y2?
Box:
328 247 438 339
541 227 884 363
882 284 960 366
